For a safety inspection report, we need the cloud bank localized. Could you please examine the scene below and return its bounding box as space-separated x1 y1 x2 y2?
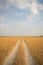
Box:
0 0 43 36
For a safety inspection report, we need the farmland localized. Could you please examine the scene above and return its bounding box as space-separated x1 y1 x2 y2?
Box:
0 36 43 65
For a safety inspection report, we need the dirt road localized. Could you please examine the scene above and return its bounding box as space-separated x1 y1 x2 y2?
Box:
3 40 39 65
22 40 39 65
3 40 21 65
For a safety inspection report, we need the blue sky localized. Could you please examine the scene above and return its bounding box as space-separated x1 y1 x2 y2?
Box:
0 0 43 36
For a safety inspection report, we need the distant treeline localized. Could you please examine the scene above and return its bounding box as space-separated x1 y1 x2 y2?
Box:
40 35 43 37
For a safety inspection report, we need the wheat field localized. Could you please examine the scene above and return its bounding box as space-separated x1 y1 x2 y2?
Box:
0 36 43 65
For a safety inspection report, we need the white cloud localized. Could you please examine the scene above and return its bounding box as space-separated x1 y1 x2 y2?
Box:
30 1 39 15
0 0 9 10
0 24 4 27
8 0 28 9
0 16 5 21
0 5 4 9
0 0 43 16
7 0 43 16
39 4 43 10
0 1 43 17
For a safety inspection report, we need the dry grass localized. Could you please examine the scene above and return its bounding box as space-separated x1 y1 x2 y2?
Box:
0 36 43 65
22 36 43 65
0 37 19 65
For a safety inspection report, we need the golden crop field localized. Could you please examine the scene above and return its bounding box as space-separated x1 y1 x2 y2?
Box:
0 37 19 65
22 36 43 65
0 36 43 65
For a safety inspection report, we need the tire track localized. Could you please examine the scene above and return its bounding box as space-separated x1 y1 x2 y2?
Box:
14 41 25 65
3 40 21 65
22 40 39 65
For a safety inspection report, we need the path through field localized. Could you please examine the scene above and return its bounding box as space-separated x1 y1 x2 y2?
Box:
3 40 39 65
3 40 21 65
22 40 39 65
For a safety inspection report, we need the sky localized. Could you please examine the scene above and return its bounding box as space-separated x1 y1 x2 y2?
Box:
0 0 43 36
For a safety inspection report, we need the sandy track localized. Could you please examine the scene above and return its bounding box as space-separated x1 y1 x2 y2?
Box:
14 40 25 65
22 40 39 65
3 40 21 65
3 39 39 65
